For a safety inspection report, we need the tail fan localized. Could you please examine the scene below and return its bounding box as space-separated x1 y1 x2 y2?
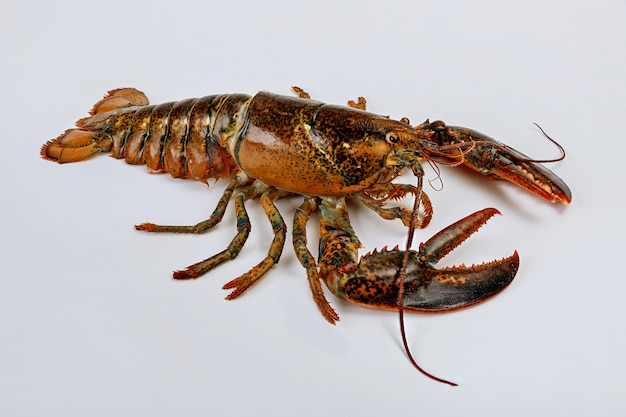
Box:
40 88 149 163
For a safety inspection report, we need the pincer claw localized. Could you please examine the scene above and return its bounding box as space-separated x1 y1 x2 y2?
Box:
410 208 519 311
324 208 518 313
422 121 572 205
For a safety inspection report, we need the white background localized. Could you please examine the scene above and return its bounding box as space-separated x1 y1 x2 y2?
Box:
2 0 624 415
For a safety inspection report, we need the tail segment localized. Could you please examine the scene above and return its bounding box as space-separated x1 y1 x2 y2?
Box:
40 88 149 164
87 88 149 116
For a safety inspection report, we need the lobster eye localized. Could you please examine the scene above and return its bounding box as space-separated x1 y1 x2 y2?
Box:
386 132 400 144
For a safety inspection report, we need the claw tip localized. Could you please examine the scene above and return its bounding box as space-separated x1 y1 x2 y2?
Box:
484 207 502 217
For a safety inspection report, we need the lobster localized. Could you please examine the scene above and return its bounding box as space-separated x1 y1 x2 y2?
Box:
41 87 571 385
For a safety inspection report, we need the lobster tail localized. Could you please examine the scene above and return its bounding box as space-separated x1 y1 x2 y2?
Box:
40 88 242 183
40 88 149 164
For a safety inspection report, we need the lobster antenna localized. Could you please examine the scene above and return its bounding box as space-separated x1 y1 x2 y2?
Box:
463 124 566 164
523 123 567 163
397 174 458 386
426 158 444 192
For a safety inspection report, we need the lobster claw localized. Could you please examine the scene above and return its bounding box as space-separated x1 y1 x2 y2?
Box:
422 121 572 205
322 206 518 312
403 207 518 311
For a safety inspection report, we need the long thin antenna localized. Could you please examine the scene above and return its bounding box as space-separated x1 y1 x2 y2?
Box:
397 174 458 386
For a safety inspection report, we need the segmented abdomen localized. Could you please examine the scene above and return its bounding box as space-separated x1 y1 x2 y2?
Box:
41 89 251 183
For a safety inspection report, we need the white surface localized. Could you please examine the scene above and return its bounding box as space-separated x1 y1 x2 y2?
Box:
1 0 624 415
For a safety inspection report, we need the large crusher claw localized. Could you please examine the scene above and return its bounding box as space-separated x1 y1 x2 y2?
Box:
318 201 518 313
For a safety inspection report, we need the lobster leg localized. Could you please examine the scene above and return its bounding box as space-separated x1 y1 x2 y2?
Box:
135 178 239 233
317 197 518 313
358 186 433 228
222 190 288 299
136 175 292 296
173 188 253 279
292 196 340 324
